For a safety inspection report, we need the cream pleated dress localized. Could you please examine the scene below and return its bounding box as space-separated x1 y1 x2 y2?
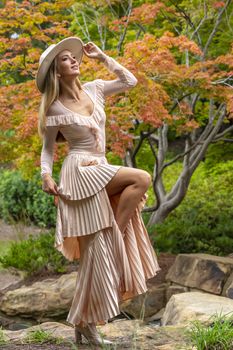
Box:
40 54 160 326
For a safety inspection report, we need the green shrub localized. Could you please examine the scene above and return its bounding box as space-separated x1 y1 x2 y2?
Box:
0 170 56 227
204 142 233 171
0 231 69 275
0 170 29 222
148 161 233 256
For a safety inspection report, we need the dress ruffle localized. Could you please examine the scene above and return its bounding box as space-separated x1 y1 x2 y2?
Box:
55 188 114 260
46 114 102 152
57 153 121 200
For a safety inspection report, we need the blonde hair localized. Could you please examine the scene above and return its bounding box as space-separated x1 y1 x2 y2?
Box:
38 58 82 138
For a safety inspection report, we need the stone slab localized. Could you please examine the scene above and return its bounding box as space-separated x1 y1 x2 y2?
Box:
162 291 233 326
0 272 77 319
166 254 233 294
222 271 233 299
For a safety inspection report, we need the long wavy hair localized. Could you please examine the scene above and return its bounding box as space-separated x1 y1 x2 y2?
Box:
38 57 82 141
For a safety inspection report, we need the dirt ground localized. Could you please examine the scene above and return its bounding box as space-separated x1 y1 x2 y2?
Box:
0 345 122 350
0 339 134 349
0 345 73 350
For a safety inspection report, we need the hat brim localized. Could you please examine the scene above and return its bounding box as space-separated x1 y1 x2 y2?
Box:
36 37 84 93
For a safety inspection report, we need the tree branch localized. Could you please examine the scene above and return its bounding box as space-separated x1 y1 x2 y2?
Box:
202 0 231 58
131 131 146 167
190 0 207 48
117 1 132 53
211 138 233 143
161 138 201 171
143 138 161 213
190 106 226 172
168 0 202 46
213 124 233 140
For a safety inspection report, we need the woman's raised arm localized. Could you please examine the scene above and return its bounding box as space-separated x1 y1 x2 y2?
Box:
99 54 138 97
83 42 138 97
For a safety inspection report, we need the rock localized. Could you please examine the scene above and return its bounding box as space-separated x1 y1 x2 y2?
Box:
166 253 233 295
2 320 191 349
162 291 233 326
146 253 177 287
144 307 165 323
120 284 167 319
0 272 77 319
166 283 188 302
0 271 167 326
3 322 74 343
222 271 233 299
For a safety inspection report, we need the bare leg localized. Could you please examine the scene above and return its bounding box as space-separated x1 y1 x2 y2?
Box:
78 234 96 261
105 167 151 233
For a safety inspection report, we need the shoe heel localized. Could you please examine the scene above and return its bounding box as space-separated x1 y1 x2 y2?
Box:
74 326 82 344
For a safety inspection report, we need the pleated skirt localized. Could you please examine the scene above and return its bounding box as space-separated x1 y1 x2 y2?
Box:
54 152 160 326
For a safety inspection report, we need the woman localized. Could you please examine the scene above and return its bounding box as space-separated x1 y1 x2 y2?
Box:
37 37 160 347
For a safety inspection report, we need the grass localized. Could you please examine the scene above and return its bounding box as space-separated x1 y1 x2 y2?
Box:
23 328 118 349
23 328 64 345
187 313 233 350
0 241 11 268
22 327 116 349
0 327 7 345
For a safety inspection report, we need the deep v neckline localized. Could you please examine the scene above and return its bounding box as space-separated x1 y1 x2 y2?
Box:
57 87 95 118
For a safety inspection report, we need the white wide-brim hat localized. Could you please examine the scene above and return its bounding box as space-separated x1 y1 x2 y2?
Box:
36 37 84 93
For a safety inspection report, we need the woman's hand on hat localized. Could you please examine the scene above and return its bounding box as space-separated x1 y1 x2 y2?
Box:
83 42 105 61
42 174 59 195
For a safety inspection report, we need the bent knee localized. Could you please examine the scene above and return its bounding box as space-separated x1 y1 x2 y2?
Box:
136 170 151 191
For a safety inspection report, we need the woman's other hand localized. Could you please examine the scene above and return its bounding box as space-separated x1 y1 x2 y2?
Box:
54 196 59 207
83 42 106 61
42 174 58 195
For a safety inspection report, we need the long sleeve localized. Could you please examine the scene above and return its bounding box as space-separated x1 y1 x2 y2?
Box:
100 54 138 97
40 125 59 177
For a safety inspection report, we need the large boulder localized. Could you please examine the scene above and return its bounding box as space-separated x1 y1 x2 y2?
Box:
0 272 77 319
222 271 233 299
162 292 233 326
120 284 167 319
0 270 168 322
2 320 191 349
166 254 233 295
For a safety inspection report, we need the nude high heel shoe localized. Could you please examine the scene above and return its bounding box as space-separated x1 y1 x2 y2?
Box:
74 326 82 344
74 323 113 347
